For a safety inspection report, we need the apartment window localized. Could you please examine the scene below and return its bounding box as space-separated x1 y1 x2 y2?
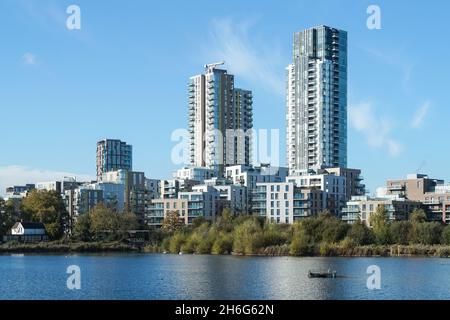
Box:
271 185 274 192
284 193 288 200
271 201 274 207
285 185 289 192
271 209 274 216
173 202 177 209
166 203 170 209
277 209 280 216
271 193 275 200
277 185 281 192
285 201 289 207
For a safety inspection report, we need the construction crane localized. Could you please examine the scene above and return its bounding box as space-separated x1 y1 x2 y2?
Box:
204 61 225 73
416 160 427 174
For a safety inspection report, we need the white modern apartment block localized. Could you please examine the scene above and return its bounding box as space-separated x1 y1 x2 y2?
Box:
36 181 62 193
251 170 348 224
102 170 146 221
147 185 221 228
188 62 253 172
65 186 103 218
179 185 220 222
65 182 125 221
147 198 189 227
286 172 347 215
160 179 197 199
204 177 249 214
172 167 217 183
341 195 422 226
286 26 347 172
252 182 325 224
224 164 289 190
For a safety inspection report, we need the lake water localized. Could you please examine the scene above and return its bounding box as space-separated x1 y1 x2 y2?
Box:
1 254 449 300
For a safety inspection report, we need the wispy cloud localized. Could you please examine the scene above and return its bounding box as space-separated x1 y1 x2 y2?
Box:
349 102 403 157
0 165 94 197
202 17 284 96
22 52 37 66
361 46 414 92
411 101 431 128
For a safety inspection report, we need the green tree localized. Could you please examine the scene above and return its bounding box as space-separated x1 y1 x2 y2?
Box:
233 218 264 254
161 210 184 235
441 225 450 245
119 211 139 231
370 206 391 245
290 228 311 256
389 221 412 245
72 213 92 241
0 198 6 235
409 208 427 224
89 204 120 239
191 216 208 229
320 217 350 244
347 220 374 245
262 222 289 247
211 233 233 254
215 208 234 232
169 232 187 253
0 198 18 235
410 222 443 245
20 190 68 239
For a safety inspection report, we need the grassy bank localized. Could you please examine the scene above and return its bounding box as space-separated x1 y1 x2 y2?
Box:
2 241 450 257
0 241 140 253
142 243 450 258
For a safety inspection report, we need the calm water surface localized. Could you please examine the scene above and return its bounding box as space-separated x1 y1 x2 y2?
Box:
1 254 449 300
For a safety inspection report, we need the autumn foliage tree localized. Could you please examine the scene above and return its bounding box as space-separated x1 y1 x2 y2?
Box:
0 198 19 236
20 190 68 239
72 204 140 241
161 210 184 234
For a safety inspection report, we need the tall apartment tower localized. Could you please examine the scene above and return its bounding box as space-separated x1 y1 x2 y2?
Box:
286 26 348 172
188 62 253 172
96 139 132 181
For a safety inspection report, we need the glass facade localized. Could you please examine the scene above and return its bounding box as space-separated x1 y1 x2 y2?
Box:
286 26 347 171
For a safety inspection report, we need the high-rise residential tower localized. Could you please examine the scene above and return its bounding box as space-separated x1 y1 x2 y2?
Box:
188 62 253 173
96 139 132 181
286 26 347 173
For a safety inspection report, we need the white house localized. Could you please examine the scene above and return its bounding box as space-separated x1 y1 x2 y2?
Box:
10 222 46 236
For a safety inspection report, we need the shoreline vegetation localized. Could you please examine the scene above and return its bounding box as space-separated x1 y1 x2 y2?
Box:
3 190 450 258
2 241 450 258
2 205 450 258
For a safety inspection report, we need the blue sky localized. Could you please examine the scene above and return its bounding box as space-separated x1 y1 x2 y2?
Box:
0 0 449 196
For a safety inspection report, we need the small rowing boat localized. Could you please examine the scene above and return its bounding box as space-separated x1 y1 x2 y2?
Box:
308 269 337 278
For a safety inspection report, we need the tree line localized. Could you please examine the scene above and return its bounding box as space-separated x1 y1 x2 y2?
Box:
0 190 139 241
2 190 450 256
153 207 450 256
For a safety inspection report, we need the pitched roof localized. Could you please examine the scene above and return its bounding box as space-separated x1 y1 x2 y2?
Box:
13 222 46 229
